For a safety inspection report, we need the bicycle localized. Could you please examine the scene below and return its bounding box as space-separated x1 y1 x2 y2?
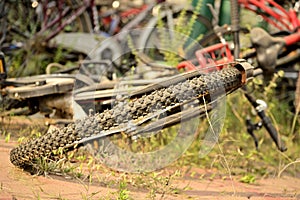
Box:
1 1 209 120
137 0 299 150
0 0 168 117
177 0 300 112
9 59 258 171
140 0 300 68
0 0 93 76
0 0 159 77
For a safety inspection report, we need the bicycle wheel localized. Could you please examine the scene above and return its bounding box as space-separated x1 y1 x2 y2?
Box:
10 62 252 171
138 8 213 65
40 0 94 41
3 0 93 77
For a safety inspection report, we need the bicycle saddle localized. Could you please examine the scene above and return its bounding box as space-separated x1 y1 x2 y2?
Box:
250 27 285 78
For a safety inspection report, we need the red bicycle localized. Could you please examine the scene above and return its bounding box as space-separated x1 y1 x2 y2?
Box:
173 0 300 151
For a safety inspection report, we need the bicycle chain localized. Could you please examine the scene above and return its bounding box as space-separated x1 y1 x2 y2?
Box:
10 66 243 169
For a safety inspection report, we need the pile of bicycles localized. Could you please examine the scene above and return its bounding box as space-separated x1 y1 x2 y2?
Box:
0 0 298 172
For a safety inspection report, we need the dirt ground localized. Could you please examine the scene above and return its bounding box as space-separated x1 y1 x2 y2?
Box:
0 117 300 199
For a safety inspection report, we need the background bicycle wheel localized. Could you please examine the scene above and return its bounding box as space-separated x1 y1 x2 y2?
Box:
1 0 92 77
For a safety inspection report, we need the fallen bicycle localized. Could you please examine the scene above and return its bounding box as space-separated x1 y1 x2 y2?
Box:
7 60 286 172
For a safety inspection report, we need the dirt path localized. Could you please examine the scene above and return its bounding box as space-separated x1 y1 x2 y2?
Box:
0 140 150 199
1 139 299 200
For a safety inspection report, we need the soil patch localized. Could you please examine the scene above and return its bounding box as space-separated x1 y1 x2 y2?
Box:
1 139 299 199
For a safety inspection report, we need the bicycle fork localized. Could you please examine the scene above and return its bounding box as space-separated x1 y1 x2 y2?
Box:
243 88 287 152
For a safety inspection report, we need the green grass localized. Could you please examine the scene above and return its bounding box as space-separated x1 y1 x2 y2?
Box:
15 86 298 197
176 73 300 178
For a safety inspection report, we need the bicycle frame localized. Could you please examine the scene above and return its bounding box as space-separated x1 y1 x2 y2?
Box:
178 0 300 71
175 0 292 152
38 0 94 42
177 42 233 71
238 0 300 49
238 0 300 50
239 0 300 32
36 0 153 42
179 32 300 72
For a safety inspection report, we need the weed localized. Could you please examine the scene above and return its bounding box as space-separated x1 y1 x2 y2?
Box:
149 0 204 66
0 113 13 136
81 191 101 200
239 174 256 184
33 157 64 176
278 159 300 177
173 70 300 178
118 179 131 200
4 132 10 143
